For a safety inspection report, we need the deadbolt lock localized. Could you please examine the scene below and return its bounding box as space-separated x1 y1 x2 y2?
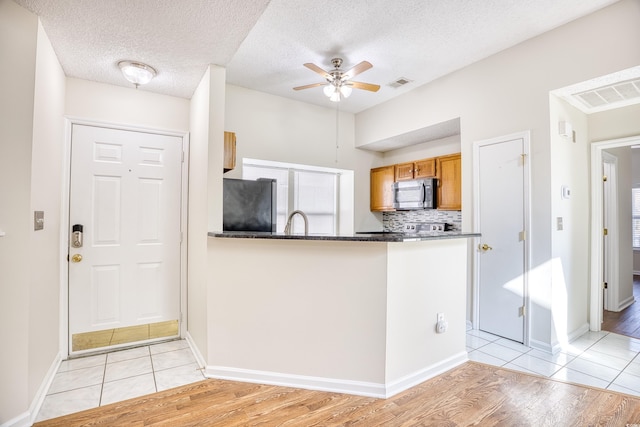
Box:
71 254 83 263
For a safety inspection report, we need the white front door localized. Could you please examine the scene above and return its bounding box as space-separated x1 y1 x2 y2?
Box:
68 124 183 353
474 133 528 343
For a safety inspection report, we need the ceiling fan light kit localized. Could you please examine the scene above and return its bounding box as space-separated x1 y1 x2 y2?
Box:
118 60 157 88
294 57 380 102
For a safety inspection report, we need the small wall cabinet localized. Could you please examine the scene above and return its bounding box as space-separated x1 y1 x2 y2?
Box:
394 158 436 181
224 131 236 173
370 165 396 212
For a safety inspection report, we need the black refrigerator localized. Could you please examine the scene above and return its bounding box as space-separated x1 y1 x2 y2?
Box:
223 178 277 232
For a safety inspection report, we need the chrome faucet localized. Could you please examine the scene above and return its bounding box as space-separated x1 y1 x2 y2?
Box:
284 210 308 236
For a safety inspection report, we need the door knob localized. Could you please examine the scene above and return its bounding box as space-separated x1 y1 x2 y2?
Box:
71 254 83 263
479 243 493 251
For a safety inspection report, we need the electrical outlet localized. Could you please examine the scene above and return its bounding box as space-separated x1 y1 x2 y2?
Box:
436 313 448 334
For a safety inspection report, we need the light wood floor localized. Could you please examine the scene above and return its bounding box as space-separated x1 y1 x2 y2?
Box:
34 361 640 426
603 277 640 340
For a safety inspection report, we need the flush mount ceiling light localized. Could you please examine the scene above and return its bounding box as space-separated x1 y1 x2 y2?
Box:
118 60 156 88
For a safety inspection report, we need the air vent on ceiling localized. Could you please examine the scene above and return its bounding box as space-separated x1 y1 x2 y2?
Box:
574 78 640 110
389 77 413 88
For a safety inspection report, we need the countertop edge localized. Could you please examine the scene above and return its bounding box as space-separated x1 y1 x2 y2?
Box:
208 231 481 242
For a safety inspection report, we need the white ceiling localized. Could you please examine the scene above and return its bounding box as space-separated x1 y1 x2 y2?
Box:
15 0 619 114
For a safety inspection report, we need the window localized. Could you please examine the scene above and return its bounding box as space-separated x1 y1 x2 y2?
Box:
633 188 640 248
243 159 345 235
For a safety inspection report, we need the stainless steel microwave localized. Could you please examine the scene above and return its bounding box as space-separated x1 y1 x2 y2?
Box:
392 178 437 210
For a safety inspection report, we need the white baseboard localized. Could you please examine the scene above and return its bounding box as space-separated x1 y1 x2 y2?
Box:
0 352 63 427
530 323 590 355
205 352 468 399
466 320 473 331
617 296 636 312
184 331 206 369
384 351 468 398
206 365 386 397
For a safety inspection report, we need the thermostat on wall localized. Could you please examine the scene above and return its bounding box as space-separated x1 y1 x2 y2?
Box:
561 185 571 199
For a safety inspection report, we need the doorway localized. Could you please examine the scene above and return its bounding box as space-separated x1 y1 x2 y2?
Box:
473 131 531 344
590 135 640 333
66 123 187 355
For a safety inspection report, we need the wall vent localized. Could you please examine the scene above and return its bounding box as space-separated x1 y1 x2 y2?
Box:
389 77 413 88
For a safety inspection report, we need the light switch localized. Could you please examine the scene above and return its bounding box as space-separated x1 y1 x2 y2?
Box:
34 211 44 231
557 217 563 231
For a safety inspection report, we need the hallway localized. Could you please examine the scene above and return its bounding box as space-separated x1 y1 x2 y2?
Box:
603 277 640 340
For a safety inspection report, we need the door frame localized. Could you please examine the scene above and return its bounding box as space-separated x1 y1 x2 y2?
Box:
472 130 532 346
59 117 190 357
590 135 640 331
601 151 619 312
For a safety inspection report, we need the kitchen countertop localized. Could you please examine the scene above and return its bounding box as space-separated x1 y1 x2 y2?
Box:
209 231 480 242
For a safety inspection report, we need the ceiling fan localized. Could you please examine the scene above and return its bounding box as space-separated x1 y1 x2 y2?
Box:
293 58 380 102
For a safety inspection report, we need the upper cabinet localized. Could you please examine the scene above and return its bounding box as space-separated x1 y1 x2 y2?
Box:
394 158 436 181
370 165 396 212
369 153 461 212
224 131 236 173
436 153 461 210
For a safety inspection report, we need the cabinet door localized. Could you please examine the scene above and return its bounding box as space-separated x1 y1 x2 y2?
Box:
224 131 236 172
414 158 436 178
370 166 396 211
436 153 461 210
395 162 415 181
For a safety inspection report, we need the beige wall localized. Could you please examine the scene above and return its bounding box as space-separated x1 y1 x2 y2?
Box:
0 1 38 422
0 4 67 424
28 19 66 411
356 0 640 349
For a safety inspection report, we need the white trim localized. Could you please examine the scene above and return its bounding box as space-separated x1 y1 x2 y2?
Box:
205 352 468 399
530 323 589 354
602 152 619 312
185 331 206 369
384 352 468 397
472 130 531 346
590 135 640 331
60 117 190 357
0 353 64 427
616 296 636 312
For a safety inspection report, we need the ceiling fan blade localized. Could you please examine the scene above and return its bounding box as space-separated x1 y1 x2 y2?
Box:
293 82 327 91
303 63 332 80
342 61 373 80
349 81 381 92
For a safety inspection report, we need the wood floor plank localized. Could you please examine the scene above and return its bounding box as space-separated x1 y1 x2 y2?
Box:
34 362 640 427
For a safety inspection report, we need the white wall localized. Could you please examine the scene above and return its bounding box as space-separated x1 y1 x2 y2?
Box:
381 134 461 165
224 84 383 232
549 95 590 344
0 1 38 423
65 78 189 131
355 0 640 348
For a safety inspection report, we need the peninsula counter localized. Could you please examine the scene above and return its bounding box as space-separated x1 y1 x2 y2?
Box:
202 232 478 397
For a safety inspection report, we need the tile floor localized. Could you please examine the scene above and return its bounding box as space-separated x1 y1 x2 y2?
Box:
36 330 640 422
467 329 640 397
35 339 205 423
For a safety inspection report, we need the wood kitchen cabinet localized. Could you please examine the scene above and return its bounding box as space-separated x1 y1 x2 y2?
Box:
370 165 396 211
394 158 436 181
224 131 236 173
436 153 461 210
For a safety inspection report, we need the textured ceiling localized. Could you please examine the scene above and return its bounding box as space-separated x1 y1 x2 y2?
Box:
15 0 619 113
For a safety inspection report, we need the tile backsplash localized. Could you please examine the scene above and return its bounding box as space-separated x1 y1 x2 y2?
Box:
383 210 462 232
